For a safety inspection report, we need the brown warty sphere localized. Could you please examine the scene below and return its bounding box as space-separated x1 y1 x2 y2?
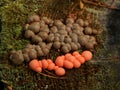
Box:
10 50 24 65
53 41 61 49
27 14 40 23
35 45 44 56
24 30 35 39
66 18 74 24
28 22 40 33
23 53 30 62
32 35 43 43
47 33 55 42
70 42 78 51
28 49 37 60
84 27 92 35
76 18 84 26
38 31 48 41
61 46 69 53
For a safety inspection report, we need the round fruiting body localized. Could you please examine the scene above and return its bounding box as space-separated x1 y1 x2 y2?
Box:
55 67 65 76
81 50 93 61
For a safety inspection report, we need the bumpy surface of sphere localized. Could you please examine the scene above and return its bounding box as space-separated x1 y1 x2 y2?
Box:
28 22 40 33
24 30 35 39
10 50 24 65
27 15 40 23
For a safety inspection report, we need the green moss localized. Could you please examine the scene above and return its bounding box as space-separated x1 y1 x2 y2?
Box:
0 63 37 90
0 0 42 54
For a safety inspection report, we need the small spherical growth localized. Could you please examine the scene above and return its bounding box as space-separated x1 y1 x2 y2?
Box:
54 20 63 26
89 36 96 42
72 59 81 68
28 49 37 60
28 22 40 33
47 33 55 42
38 32 48 41
64 43 71 51
66 18 74 24
59 35 65 42
29 59 39 68
35 45 44 56
47 43 53 49
38 42 46 48
84 20 89 26
57 25 66 30
24 30 35 39
32 35 43 43
61 46 70 53
72 23 80 30
70 33 78 43
50 26 58 33
25 44 35 49
73 29 83 35
66 26 72 33
42 48 50 56
27 14 40 23
10 50 24 65
66 23 72 28
23 53 30 62
58 30 67 35
85 43 94 49
55 56 64 67
24 24 29 31
35 67 42 73
65 53 72 60
41 17 51 24
40 26 49 33
75 55 85 64
41 59 49 69
53 41 61 49
29 59 42 73
78 35 88 46
47 63 55 70
63 60 73 69
55 67 66 76
38 60 42 67
84 27 92 35
47 59 53 64
75 42 81 49
64 36 72 43
54 36 60 41
81 50 93 61
70 42 78 51
72 51 80 56
92 29 98 35
76 18 84 26
54 66 59 70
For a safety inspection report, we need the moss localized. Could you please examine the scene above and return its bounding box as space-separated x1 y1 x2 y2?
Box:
0 63 37 90
0 0 42 55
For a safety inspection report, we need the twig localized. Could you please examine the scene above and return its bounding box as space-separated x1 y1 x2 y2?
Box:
110 0 115 6
39 72 67 79
82 0 120 10
68 3 79 15
68 0 119 16
44 70 56 76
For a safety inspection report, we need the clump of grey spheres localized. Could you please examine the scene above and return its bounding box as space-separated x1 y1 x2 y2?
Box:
10 14 101 65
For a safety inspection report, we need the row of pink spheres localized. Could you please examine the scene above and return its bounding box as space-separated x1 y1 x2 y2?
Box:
29 50 93 76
